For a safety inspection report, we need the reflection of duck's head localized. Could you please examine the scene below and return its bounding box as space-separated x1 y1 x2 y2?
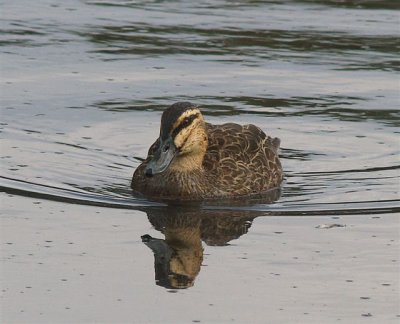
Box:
145 103 208 177
142 221 203 289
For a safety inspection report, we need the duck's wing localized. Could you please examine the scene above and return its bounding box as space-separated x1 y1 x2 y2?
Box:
204 123 283 194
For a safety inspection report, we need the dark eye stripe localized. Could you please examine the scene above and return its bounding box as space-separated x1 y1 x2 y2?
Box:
171 113 199 139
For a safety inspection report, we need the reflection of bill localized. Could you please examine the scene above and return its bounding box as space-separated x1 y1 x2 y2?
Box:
140 196 280 289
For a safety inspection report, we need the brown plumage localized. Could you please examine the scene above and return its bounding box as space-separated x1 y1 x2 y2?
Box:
131 102 283 201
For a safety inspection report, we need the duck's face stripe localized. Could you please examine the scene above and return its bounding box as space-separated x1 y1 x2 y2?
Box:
171 110 200 140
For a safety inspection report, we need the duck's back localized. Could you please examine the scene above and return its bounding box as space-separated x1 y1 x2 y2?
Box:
203 123 283 197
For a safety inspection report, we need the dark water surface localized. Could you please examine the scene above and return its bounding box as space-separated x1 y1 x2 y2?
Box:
1 0 399 322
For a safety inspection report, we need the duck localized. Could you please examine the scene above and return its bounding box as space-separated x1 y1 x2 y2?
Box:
131 102 283 201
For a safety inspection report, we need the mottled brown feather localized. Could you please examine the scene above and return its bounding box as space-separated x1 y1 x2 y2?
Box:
203 123 283 197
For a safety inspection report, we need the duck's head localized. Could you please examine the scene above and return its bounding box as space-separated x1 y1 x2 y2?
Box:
145 102 208 177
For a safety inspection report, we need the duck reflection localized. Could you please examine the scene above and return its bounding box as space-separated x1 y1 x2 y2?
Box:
140 188 280 289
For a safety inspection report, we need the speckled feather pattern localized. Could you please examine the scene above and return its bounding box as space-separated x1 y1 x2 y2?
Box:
131 121 283 201
203 122 282 196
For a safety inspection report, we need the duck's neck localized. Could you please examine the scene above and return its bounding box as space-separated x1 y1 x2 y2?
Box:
169 153 205 173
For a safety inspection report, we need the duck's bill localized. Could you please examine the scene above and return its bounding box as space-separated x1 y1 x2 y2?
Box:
145 137 177 177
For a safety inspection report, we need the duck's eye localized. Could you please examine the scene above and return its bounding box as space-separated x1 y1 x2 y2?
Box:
182 117 191 127
163 144 170 152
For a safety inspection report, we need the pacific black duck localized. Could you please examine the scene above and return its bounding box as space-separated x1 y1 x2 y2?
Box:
131 102 283 201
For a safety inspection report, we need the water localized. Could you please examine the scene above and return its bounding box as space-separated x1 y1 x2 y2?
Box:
1 0 399 322
1 0 398 214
